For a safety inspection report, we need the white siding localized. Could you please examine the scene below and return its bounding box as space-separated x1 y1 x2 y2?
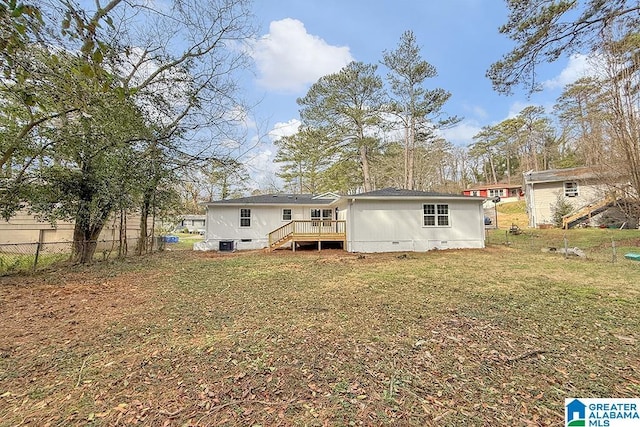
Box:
530 181 608 227
341 198 485 253
0 210 148 244
205 205 327 250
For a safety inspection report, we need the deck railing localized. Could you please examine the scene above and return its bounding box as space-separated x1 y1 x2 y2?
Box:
268 220 346 248
268 221 295 246
562 195 617 229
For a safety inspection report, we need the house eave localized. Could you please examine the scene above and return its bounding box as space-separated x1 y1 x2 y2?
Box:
346 195 485 202
202 201 336 207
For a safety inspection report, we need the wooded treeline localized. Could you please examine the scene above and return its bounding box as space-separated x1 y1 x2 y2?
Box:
1 0 255 262
274 8 640 199
2 0 639 263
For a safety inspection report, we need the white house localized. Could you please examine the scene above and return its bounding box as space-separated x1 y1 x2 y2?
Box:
523 166 616 228
176 214 206 234
200 188 486 253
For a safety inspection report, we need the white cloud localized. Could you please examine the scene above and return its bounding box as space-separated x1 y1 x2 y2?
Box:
441 120 482 146
506 100 537 119
543 53 597 90
462 103 488 120
268 119 301 140
249 18 353 92
243 146 273 178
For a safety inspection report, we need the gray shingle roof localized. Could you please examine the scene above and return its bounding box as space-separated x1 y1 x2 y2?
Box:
205 188 482 205
523 166 601 183
204 193 336 205
349 187 473 199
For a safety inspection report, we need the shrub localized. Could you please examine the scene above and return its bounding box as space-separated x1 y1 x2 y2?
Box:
551 195 574 227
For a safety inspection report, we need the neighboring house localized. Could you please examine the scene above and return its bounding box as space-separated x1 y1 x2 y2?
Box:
463 183 523 210
0 210 146 244
463 183 523 202
176 214 206 234
201 188 486 253
523 166 615 228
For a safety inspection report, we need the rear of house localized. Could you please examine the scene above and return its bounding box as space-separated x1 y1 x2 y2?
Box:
335 189 486 252
202 193 339 251
201 188 486 253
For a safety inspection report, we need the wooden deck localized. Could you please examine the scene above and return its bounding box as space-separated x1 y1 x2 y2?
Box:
268 220 346 251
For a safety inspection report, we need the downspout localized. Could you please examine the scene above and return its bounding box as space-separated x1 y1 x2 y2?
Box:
528 183 536 228
481 200 486 246
524 171 535 228
348 198 355 253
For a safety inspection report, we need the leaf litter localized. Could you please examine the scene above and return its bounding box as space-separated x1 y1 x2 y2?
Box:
0 248 638 426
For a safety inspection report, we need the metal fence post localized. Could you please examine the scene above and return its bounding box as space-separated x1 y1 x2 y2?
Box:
33 229 44 271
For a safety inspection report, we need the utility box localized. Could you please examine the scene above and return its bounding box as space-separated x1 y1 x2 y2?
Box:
219 240 234 252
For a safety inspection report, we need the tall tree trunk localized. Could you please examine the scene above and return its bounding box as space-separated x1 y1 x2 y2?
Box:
71 163 112 264
136 193 151 255
118 208 127 258
488 154 498 184
72 200 110 264
407 121 415 190
360 145 372 192
403 124 410 189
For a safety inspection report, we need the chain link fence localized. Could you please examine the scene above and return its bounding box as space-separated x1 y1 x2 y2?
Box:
486 227 640 264
0 236 166 275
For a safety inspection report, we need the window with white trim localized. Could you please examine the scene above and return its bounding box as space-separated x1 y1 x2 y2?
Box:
240 208 251 227
423 203 449 227
282 208 292 221
564 182 578 197
488 189 503 197
311 208 332 226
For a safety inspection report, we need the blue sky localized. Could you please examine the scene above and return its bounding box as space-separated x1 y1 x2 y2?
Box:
239 0 593 188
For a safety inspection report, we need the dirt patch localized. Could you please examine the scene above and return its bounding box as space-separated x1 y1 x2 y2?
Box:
0 265 169 426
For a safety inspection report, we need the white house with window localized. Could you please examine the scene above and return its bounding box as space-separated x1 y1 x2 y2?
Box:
201 188 486 252
523 166 612 228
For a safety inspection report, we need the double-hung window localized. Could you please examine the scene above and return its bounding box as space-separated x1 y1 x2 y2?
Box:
282 208 292 221
240 208 251 227
311 208 332 226
423 204 449 227
564 182 578 197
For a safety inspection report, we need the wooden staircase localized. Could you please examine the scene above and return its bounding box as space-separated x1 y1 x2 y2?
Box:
562 195 617 229
268 220 346 251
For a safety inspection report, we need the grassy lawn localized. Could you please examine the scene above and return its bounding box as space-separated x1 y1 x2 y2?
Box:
0 234 639 426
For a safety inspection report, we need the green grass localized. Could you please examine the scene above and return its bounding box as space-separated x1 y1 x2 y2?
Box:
0 252 71 275
166 232 203 250
497 200 526 215
487 227 640 263
1 237 639 426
